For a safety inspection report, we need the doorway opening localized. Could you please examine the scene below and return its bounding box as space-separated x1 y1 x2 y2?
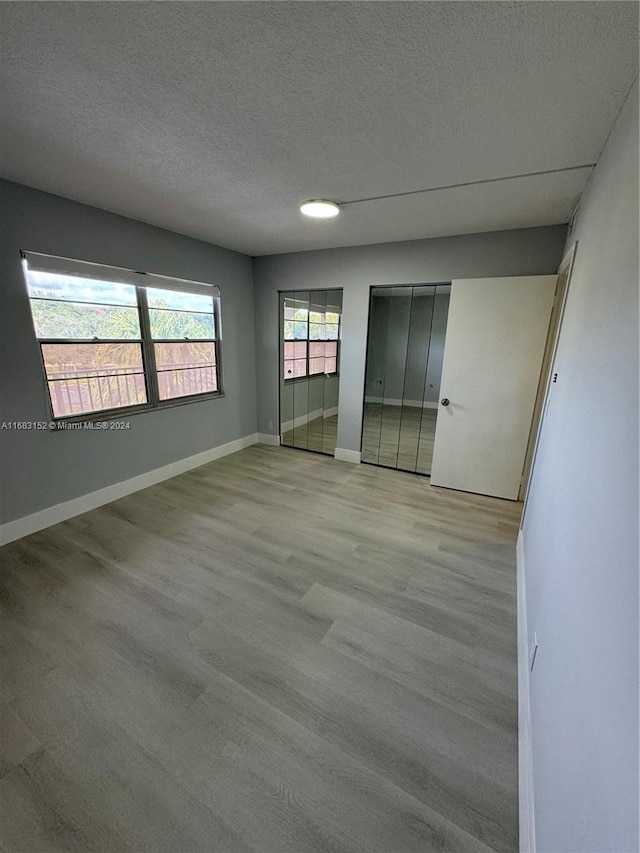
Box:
361 284 451 475
279 289 343 456
520 243 577 513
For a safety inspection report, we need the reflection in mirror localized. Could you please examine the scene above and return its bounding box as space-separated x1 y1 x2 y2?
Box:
280 289 342 456
322 290 342 454
307 290 327 453
361 284 450 475
292 291 310 449
397 286 435 471
280 291 296 446
280 376 294 447
362 289 386 465
378 289 411 468
415 286 450 474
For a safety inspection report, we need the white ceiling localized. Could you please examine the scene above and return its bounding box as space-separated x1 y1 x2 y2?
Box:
1 2 637 256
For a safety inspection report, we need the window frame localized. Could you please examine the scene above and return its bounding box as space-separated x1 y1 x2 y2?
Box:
282 297 341 383
22 251 224 424
283 339 341 383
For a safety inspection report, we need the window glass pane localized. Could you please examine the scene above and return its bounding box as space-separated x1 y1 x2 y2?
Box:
285 320 309 340
30 302 141 339
24 255 225 418
309 342 325 358
48 373 146 418
154 342 215 370
26 271 137 306
284 305 295 320
146 288 213 313
325 312 340 324
293 322 307 340
284 341 306 360
325 324 339 340
157 366 217 400
149 309 215 339
41 343 144 379
309 323 324 340
325 357 337 374
309 311 323 323
293 308 308 321
325 341 338 357
309 357 324 375
292 359 307 377
284 360 295 379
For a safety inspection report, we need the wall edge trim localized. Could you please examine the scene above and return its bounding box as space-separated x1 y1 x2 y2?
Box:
518 530 537 853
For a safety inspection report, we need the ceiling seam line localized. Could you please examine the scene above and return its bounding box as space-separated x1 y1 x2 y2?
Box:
341 164 596 206
593 70 639 167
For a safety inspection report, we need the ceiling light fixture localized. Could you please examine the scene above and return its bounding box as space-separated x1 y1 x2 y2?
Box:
300 199 340 219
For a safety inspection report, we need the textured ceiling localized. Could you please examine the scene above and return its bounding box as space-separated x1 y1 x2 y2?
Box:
1 2 637 256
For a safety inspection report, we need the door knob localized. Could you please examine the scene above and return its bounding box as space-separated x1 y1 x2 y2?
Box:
440 397 450 406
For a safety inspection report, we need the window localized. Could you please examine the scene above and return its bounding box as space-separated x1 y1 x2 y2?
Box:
22 252 222 420
283 295 340 380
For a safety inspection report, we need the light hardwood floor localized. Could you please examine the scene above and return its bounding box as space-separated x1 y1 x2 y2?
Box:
362 404 438 474
0 445 521 853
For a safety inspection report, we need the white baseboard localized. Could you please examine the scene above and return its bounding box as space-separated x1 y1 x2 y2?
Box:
281 407 323 432
0 432 259 546
364 396 438 409
281 406 339 432
517 531 536 853
257 433 280 446
334 447 361 464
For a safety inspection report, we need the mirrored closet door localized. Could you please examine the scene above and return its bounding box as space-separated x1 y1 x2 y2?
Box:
280 289 342 456
362 284 450 475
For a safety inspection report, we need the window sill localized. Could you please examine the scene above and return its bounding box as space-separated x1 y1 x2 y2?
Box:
48 390 225 428
284 373 339 383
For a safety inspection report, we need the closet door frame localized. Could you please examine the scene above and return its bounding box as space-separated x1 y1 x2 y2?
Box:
278 288 343 457
359 282 450 474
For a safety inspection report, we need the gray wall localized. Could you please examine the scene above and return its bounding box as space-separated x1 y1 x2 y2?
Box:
365 291 449 404
254 226 567 451
0 180 256 524
522 83 638 851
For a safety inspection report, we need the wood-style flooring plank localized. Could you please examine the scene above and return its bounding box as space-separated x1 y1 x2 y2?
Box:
0 444 521 852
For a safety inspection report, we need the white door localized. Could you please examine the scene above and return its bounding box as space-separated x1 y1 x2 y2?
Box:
430 276 556 500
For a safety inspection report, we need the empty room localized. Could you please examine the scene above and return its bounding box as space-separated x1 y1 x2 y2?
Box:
0 3 638 853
